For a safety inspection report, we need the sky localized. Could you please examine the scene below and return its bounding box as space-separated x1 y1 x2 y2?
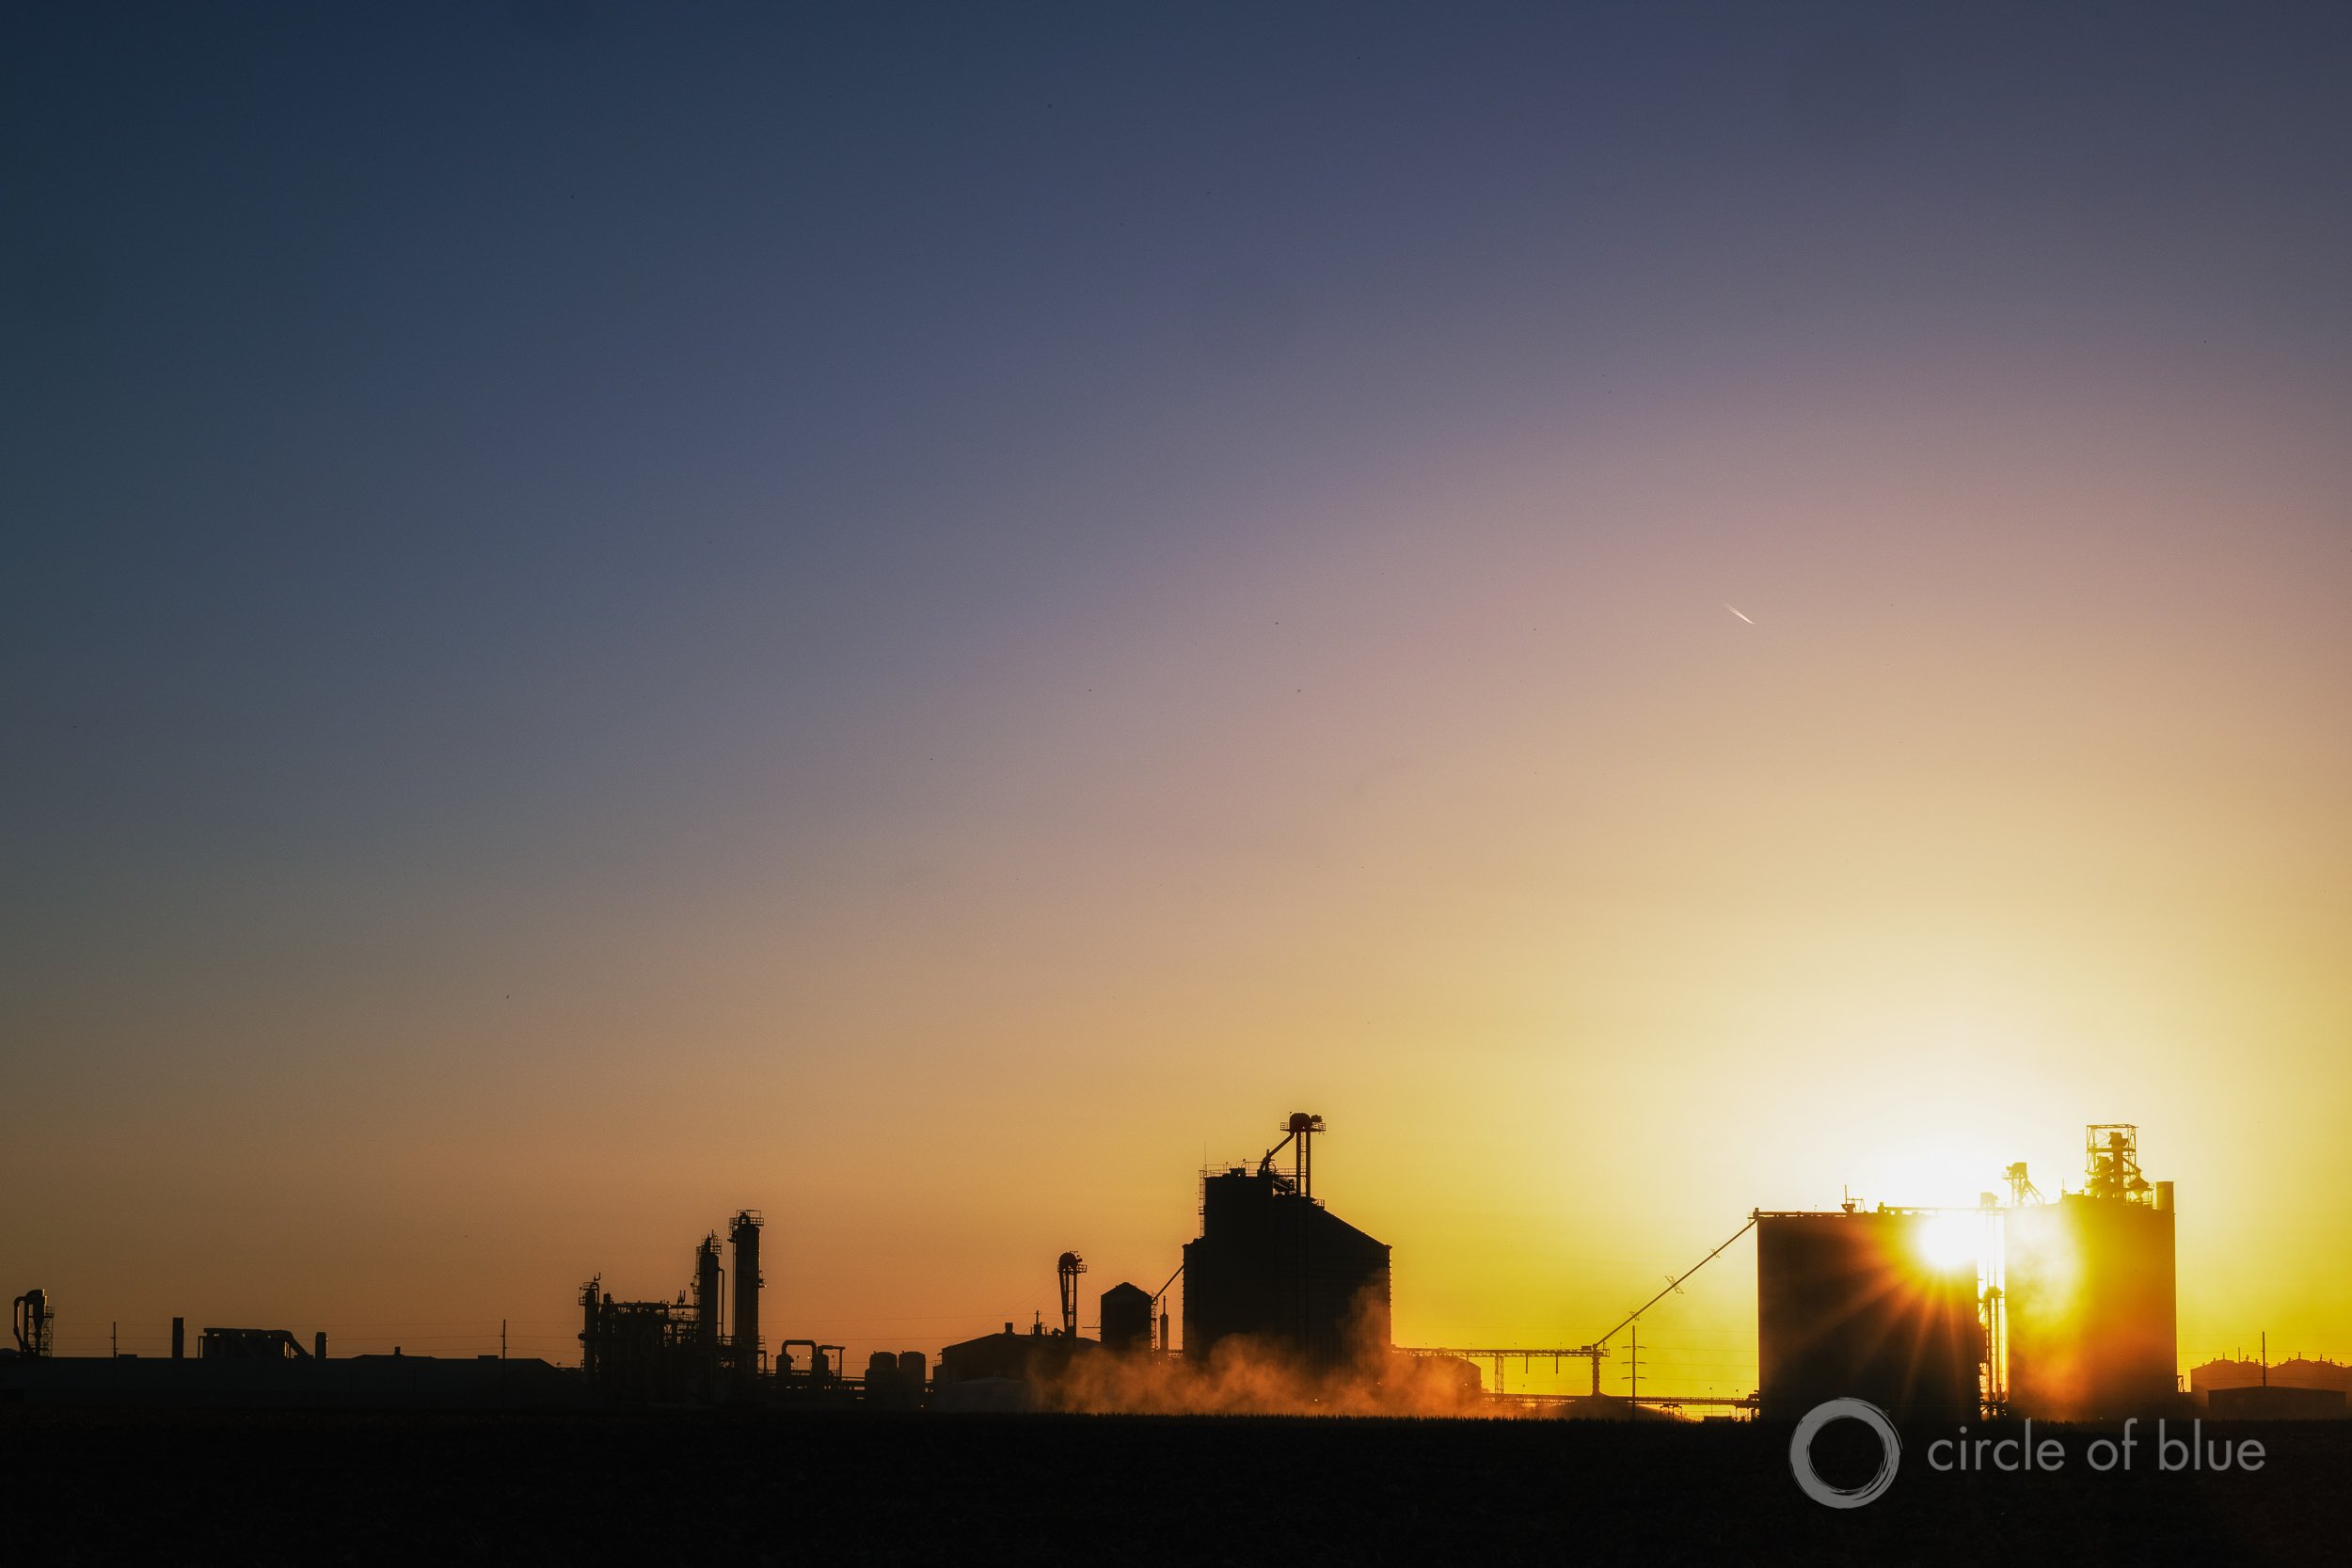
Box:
5 2 2350 1391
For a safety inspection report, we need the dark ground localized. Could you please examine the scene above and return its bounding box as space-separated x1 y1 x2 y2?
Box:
4 1409 2345 1565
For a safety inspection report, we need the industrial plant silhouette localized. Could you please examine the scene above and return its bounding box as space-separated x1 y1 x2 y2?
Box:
6 1115 2344 1424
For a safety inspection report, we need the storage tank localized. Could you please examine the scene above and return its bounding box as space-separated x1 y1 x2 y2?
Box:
1100 1282 1154 1354
2271 1357 2352 1398
2007 1196 2176 1418
1756 1209 1982 1423
2188 1356 2265 1401
2005 1127 2177 1420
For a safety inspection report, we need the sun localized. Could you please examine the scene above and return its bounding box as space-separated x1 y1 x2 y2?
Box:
1915 1211 1982 1275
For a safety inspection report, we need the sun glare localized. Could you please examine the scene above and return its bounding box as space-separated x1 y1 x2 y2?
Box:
1916 1212 1982 1275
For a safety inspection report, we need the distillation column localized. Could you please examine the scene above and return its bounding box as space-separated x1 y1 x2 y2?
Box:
729 1211 763 1378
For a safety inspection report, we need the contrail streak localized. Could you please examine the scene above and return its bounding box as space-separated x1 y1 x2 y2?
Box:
1724 604 1756 625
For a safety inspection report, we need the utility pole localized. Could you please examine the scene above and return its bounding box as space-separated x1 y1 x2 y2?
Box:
112 1322 118 1357
1628 1321 1639 1405
501 1319 508 1359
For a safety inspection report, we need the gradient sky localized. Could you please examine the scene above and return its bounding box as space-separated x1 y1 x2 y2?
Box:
6 3 2350 1390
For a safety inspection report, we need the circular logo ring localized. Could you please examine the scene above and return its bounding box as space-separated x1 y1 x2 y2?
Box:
1788 1397 1901 1509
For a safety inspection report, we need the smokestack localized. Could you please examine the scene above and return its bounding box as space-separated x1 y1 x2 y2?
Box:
314 1331 326 1360
171 1318 184 1359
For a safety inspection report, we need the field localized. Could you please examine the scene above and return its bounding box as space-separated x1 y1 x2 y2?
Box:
5 1409 2346 1564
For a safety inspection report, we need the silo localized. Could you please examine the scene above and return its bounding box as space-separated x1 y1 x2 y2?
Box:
1183 1167 1391 1370
2006 1194 2176 1419
1756 1210 1982 1423
1100 1282 1154 1354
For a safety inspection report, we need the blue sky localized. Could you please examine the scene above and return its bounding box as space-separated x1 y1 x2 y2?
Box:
7 3 2350 1370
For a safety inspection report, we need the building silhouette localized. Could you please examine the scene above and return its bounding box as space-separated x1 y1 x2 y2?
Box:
1182 1114 1391 1371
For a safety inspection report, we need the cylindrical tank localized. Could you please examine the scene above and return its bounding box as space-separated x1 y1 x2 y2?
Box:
1756 1211 1981 1423
729 1212 762 1376
1100 1283 1154 1354
2008 1192 2177 1419
694 1234 723 1377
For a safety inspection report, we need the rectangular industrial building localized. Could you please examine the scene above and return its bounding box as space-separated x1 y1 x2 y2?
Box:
1756 1209 1982 1423
1183 1167 1391 1370
2004 1133 2178 1421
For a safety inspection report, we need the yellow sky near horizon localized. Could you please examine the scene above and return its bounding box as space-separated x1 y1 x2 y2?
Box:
11 380 2349 1396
